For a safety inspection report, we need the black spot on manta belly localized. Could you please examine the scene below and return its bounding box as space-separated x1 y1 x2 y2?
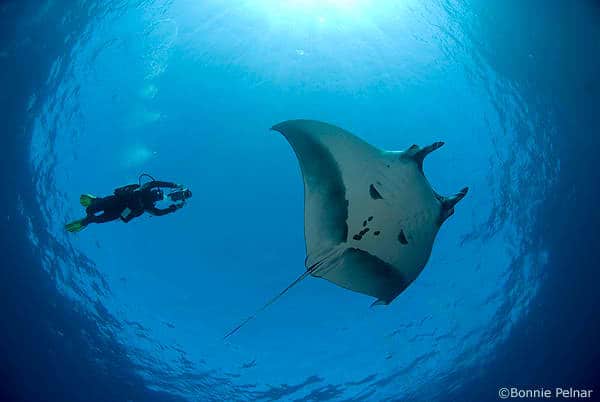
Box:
398 230 408 245
373 231 381 236
369 184 383 200
353 227 370 241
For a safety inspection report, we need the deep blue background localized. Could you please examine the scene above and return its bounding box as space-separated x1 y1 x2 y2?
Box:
1 0 599 401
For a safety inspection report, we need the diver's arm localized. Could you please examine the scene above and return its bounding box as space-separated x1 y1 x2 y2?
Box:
144 180 179 190
147 204 179 216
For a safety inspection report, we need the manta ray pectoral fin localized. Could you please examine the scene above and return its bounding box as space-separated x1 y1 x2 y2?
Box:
370 299 389 307
438 186 469 224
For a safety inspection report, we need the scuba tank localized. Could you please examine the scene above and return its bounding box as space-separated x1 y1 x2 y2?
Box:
114 184 140 196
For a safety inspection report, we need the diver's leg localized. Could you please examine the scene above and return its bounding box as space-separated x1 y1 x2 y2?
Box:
66 199 122 232
85 209 122 224
86 195 120 214
86 198 106 214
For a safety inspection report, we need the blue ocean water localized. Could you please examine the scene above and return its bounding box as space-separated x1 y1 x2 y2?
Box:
1 0 599 401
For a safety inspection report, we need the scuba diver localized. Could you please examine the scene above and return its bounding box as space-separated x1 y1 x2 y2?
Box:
65 174 192 233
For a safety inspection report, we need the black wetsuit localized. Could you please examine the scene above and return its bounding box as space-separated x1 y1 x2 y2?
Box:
83 181 179 225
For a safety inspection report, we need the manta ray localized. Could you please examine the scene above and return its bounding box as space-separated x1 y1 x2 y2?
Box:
224 120 468 339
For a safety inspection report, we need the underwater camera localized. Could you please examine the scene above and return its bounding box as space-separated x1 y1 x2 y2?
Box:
168 188 192 203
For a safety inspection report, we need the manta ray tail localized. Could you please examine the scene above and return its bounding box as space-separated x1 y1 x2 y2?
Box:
223 269 313 340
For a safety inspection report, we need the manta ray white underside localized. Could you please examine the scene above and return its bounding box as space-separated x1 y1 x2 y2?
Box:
224 119 468 339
